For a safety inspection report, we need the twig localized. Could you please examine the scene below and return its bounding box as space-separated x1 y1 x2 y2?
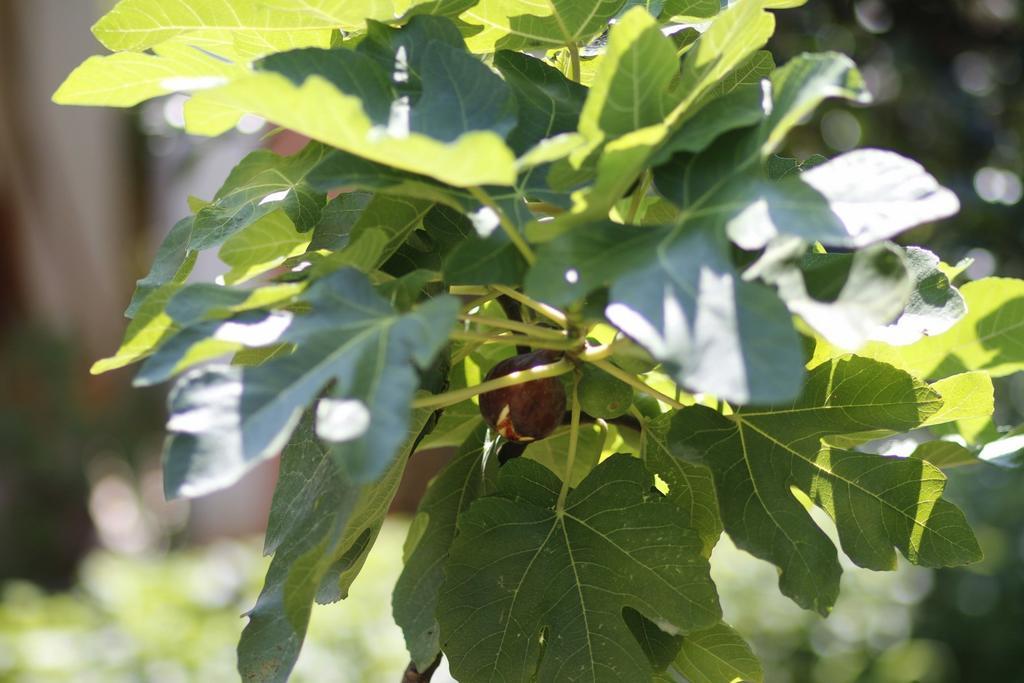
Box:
557 372 582 512
411 358 574 410
458 314 568 340
468 187 536 265
568 42 582 83
449 330 579 351
589 359 688 410
490 285 568 328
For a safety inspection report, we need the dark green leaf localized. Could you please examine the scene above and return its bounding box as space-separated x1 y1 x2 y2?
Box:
672 355 982 614
385 204 474 276
393 427 491 670
673 621 764 683
643 413 722 555
239 408 432 683
192 143 329 251
307 192 374 252
444 232 527 286
124 216 197 318
493 51 588 157
438 456 721 683
160 269 458 498
528 222 806 404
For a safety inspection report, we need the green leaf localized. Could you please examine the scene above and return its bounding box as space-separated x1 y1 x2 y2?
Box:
523 423 604 487
53 39 246 107
759 51 871 155
723 150 959 251
673 621 764 683
625 608 684 672
310 195 434 276
661 0 719 19
493 51 588 157
871 247 967 345
124 216 197 319
910 441 979 469
978 428 1024 468
438 456 721 683
190 71 517 187
393 427 491 670
921 371 995 429
461 0 627 51
416 400 482 450
579 7 681 142
308 149 472 209
385 205 474 276
160 269 458 498
306 192 374 252
192 143 328 252
444 232 528 286
239 407 432 683
848 278 1024 380
770 244 913 350
218 210 311 285
822 371 994 449
530 2 780 240
672 355 982 614
189 22 520 186
162 281 303 330
90 0 375 52
527 222 806 404
92 283 185 374
700 50 775 100
643 413 722 555
657 85 764 158
676 1 775 112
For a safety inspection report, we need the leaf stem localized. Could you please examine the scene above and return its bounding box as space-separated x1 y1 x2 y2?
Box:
490 285 568 328
459 314 568 340
628 405 648 461
527 201 565 215
468 187 536 266
460 293 499 314
449 330 579 350
411 358 574 410
449 285 489 296
568 42 582 83
578 343 617 363
557 371 582 512
589 359 688 410
625 171 652 224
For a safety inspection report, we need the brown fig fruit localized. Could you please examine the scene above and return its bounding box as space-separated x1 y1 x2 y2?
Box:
478 350 567 442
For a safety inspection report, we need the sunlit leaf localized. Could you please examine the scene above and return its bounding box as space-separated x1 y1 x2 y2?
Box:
672 355 982 614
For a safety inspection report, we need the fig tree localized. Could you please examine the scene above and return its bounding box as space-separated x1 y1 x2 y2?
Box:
578 365 634 419
478 350 567 442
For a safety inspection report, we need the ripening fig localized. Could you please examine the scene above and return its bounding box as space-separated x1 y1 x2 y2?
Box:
478 350 567 442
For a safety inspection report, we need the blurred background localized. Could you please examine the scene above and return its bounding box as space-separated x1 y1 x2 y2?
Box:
0 0 1022 681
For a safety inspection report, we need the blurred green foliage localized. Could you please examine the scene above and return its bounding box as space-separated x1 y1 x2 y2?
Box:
0 524 411 683
0 520 974 683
